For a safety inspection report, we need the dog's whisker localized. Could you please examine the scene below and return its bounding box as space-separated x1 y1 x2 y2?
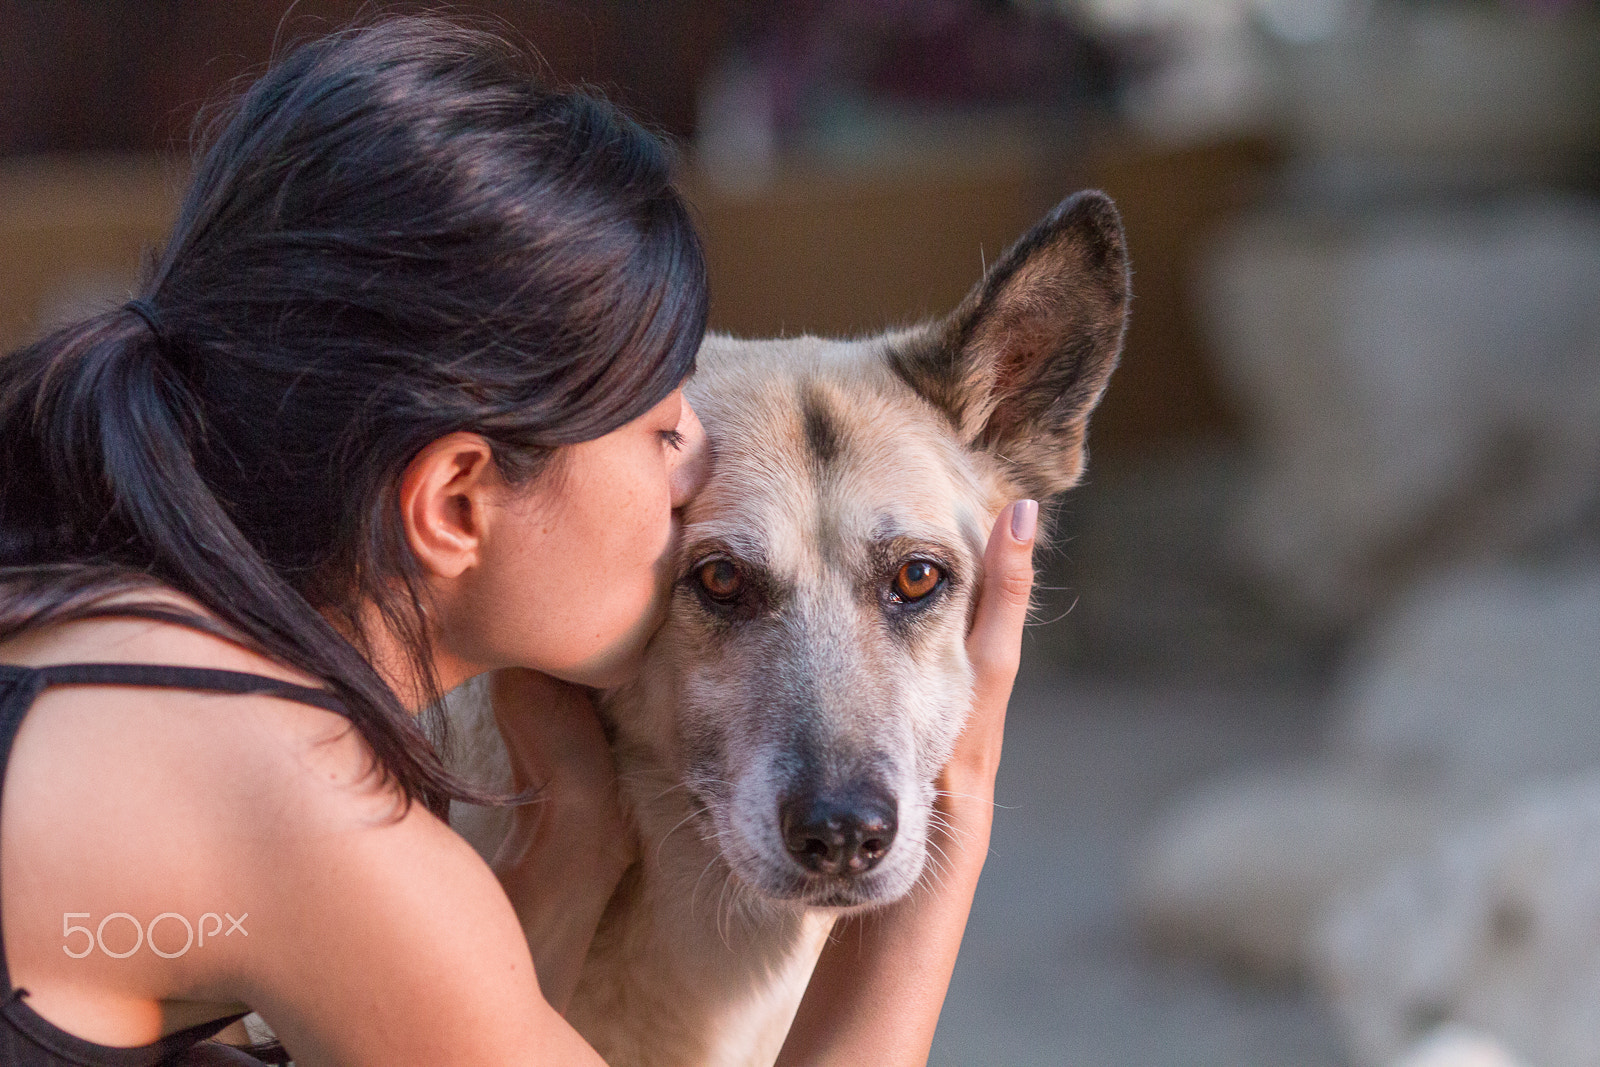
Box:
927 806 984 831
925 812 981 858
716 876 739 951
1029 594 1079 627
688 851 724 925
719 874 735 949
934 789 1020 811
613 768 668 783
926 816 963 843
909 864 947 905
637 779 693 801
654 806 707 869
924 836 955 877
729 880 761 935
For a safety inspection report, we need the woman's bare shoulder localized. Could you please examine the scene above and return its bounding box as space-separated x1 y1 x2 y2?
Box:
0 593 459 1039
0 587 384 820
0 588 411 838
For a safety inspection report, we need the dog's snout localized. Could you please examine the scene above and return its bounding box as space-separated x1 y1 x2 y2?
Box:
779 784 898 877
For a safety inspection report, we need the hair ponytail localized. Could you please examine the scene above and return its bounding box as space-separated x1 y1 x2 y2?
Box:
0 302 488 816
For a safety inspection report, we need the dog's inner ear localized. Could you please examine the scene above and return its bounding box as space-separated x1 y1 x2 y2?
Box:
889 191 1130 500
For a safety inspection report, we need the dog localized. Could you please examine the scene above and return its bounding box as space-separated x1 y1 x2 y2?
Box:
446 190 1129 1067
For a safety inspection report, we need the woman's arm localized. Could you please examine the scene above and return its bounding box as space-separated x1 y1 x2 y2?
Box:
235 716 612 1067
486 669 636 1013
775 499 1037 1066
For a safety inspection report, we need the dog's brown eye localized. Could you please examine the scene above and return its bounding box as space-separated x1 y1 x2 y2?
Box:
894 560 942 601
698 559 742 599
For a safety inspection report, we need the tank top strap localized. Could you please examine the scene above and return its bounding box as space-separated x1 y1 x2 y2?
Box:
28 664 346 715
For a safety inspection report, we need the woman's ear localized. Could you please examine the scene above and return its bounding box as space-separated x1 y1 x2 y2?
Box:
399 433 499 580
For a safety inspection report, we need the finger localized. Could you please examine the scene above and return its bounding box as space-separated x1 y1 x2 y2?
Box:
966 499 1037 701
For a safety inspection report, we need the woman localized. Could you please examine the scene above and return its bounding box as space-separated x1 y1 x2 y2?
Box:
0 16 1036 1067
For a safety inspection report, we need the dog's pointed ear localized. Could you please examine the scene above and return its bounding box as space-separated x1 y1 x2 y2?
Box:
889 190 1129 499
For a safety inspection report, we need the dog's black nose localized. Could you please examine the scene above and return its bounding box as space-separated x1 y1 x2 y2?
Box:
780 785 898 876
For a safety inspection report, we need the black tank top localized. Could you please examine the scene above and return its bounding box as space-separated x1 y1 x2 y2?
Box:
0 662 346 1066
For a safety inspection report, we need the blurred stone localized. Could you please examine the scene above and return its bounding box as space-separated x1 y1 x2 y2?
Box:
1389 1025 1531 1067
1133 767 1480 975
1316 777 1600 1067
1272 10 1600 170
1132 561 1600 983
1201 196 1600 628
1336 564 1600 784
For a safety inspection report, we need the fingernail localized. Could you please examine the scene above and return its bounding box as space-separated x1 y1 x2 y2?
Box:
1010 499 1037 542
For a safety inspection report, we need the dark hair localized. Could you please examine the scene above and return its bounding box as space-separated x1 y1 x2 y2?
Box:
0 16 708 818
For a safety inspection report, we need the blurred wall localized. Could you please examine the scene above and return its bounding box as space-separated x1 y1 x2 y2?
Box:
0 1 745 151
0 1 1270 462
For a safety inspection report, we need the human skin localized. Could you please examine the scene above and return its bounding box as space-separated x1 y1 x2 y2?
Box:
0 384 1034 1065
372 386 711 700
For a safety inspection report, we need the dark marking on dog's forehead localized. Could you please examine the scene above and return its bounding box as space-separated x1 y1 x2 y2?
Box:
800 383 844 470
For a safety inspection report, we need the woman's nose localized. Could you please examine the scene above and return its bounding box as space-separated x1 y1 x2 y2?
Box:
668 400 711 509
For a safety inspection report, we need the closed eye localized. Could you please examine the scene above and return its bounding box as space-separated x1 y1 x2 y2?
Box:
660 428 686 451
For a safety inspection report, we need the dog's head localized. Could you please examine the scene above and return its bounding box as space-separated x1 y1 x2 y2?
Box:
624 192 1128 911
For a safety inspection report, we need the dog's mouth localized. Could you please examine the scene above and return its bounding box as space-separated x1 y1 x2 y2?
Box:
691 779 927 911
786 868 918 910
724 856 916 911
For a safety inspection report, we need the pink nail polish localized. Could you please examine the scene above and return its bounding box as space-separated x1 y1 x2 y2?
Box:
1010 499 1037 541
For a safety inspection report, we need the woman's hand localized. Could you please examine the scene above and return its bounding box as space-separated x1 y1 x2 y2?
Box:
776 498 1038 1067
941 495 1039 817
486 668 637 1013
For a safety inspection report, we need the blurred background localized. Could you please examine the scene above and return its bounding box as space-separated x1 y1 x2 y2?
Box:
3 2 1598 1064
